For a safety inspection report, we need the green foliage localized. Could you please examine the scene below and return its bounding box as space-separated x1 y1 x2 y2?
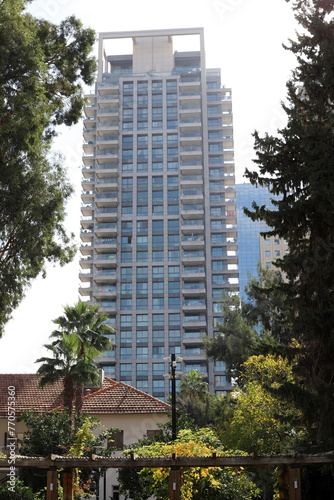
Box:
244 0 334 450
18 409 119 494
118 428 260 500
204 293 258 379
0 481 36 500
0 0 96 334
221 356 303 455
36 301 113 418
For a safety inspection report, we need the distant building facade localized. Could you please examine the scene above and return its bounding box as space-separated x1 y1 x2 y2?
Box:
236 183 288 302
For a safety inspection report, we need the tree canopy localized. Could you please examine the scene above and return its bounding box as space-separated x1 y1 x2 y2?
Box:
36 301 112 419
118 428 260 500
0 0 96 334
244 0 334 449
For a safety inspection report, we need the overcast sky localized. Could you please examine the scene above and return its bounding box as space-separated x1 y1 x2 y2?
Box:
1 0 298 373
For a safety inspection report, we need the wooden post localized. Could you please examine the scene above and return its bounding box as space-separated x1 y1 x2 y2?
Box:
278 466 289 500
288 467 301 500
63 469 74 500
169 468 182 500
46 469 58 500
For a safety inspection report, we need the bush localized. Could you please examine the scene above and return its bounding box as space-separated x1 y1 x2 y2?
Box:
0 481 36 499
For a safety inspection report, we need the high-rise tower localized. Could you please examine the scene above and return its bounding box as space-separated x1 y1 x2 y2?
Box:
80 28 238 398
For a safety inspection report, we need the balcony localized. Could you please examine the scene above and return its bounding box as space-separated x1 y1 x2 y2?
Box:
182 299 206 311
181 235 205 250
80 242 93 256
81 203 94 216
182 283 206 296
95 163 118 175
182 267 205 280
79 285 92 297
94 237 117 252
95 207 118 222
93 270 117 283
79 270 92 282
95 192 118 207
93 285 117 300
94 222 117 237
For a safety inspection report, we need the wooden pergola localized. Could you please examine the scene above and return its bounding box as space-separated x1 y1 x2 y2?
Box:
1 451 334 500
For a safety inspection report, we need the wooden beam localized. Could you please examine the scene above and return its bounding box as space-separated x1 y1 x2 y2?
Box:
46 469 58 500
1 452 334 469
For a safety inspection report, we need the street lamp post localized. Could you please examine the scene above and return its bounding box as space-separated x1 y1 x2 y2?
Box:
164 353 183 441
164 354 183 500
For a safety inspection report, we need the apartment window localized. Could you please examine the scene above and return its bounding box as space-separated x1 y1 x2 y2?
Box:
137 266 148 278
153 266 164 278
210 193 222 203
153 297 164 309
137 314 148 327
152 220 163 232
120 315 131 327
169 313 180 325
120 330 132 343
122 178 133 189
121 251 132 262
136 330 148 343
212 247 224 257
168 266 180 277
153 346 164 358
168 250 179 261
153 281 164 293
211 220 223 230
121 283 132 295
120 347 132 359
137 206 148 217
168 281 180 293
153 363 165 376
211 233 224 243
121 221 133 233
138 135 148 145
215 375 228 386
153 330 164 341
212 261 224 271
136 347 148 359
150 315 164 328
168 234 179 246
265 251 271 257
120 298 132 310
137 282 148 295
168 329 180 341
137 220 148 233
153 250 164 261
137 236 148 247
210 207 223 216
168 297 180 308
136 363 148 376
152 379 165 392
121 267 132 279
137 251 148 262
153 176 163 187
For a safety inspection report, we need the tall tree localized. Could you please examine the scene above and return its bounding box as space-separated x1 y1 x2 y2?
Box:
36 302 112 418
244 0 334 449
0 0 96 334
50 301 113 414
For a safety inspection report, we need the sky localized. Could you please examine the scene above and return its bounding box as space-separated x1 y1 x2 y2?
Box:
0 0 298 373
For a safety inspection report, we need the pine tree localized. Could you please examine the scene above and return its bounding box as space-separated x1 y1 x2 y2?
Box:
245 0 334 449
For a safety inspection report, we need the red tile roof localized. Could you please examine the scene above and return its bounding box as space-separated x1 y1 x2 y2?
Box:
0 374 170 417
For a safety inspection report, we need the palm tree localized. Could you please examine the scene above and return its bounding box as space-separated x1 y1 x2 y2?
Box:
177 370 211 428
36 334 100 421
36 301 113 420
